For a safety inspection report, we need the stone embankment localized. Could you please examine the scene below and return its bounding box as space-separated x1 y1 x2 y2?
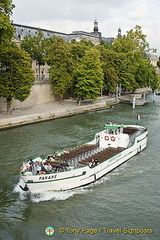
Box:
0 97 118 129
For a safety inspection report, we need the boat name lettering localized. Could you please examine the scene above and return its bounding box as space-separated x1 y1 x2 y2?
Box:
39 175 57 180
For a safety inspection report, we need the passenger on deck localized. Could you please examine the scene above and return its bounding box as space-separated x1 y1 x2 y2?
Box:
28 159 36 173
94 159 98 165
36 163 42 174
44 162 52 172
62 161 69 169
20 167 24 174
55 166 60 172
89 162 92 167
91 159 96 166
29 159 34 165
41 163 46 172
47 155 55 161
89 159 96 168
26 161 32 172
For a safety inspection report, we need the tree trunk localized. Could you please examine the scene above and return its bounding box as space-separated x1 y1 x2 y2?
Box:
6 97 12 114
78 98 81 106
59 96 63 104
38 64 41 80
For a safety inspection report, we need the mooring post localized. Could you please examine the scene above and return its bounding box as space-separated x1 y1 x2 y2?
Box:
133 97 136 109
153 91 155 102
143 92 146 100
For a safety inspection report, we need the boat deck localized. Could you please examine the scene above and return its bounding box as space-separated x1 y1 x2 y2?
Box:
78 147 125 165
51 144 125 167
48 126 139 168
123 127 138 135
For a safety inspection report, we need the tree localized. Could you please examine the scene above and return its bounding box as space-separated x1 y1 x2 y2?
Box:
157 57 160 68
146 64 160 92
46 37 73 102
111 25 160 92
115 53 138 92
112 25 149 57
0 43 35 114
135 59 151 87
0 0 15 44
21 29 45 80
96 45 119 94
70 40 92 62
74 48 103 105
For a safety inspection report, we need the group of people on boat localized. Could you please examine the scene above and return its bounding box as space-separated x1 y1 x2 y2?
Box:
20 157 69 175
88 158 98 168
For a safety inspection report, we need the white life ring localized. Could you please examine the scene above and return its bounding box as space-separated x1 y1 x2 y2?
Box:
111 136 116 141
105 136 109 141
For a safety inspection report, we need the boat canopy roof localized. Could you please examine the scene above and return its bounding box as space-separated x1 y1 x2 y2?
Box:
104 125 124 130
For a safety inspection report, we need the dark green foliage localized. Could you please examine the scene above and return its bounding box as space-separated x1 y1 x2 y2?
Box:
0 43 35 113
21 29 45 79
74 48 103 104
0 0 15 44
0 0 35 113
45 37 74 102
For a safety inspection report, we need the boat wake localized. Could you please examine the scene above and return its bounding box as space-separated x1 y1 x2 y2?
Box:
30 188 91 202
13 179 29 200
13 176 111 202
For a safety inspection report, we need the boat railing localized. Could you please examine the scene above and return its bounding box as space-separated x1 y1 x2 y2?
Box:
129 129 145 146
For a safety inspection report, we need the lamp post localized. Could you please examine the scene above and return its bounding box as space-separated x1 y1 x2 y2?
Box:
101 83 103 101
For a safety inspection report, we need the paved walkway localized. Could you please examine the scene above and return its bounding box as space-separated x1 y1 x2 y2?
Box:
0 97 118 129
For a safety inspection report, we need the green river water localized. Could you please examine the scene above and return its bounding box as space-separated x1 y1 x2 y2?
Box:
0 94 160 240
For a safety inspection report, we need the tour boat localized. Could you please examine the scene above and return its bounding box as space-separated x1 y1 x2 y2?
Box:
19 123 148 193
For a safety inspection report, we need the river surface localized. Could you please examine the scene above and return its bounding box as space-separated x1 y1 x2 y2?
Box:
0 94 160 240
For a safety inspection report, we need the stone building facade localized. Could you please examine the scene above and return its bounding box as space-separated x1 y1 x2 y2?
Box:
13 20 117 81
13 19 116 45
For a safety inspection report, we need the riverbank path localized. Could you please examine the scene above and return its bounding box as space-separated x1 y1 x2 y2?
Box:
0 97 118 129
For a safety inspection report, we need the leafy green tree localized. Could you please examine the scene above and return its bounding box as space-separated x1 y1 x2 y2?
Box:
146 64 160 92
70 40 92 62
115 53 138 91
111 25 159 92
21 29 45 79
0 43 35 114
135 59 152 87
96 45 119 94
157 57 160 68
112 25 149 57
74 48 103 105
0 0 15 44
46 37 73 102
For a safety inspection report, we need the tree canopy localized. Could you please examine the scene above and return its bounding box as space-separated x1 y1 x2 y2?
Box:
0 0 36 113
0 0 15 44
45 37 74 102
0 43 35 113
74 48 103 105
21 29 46 79
19 25 160 102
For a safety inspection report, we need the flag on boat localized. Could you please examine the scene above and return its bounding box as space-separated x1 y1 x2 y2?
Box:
137 114 142 120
